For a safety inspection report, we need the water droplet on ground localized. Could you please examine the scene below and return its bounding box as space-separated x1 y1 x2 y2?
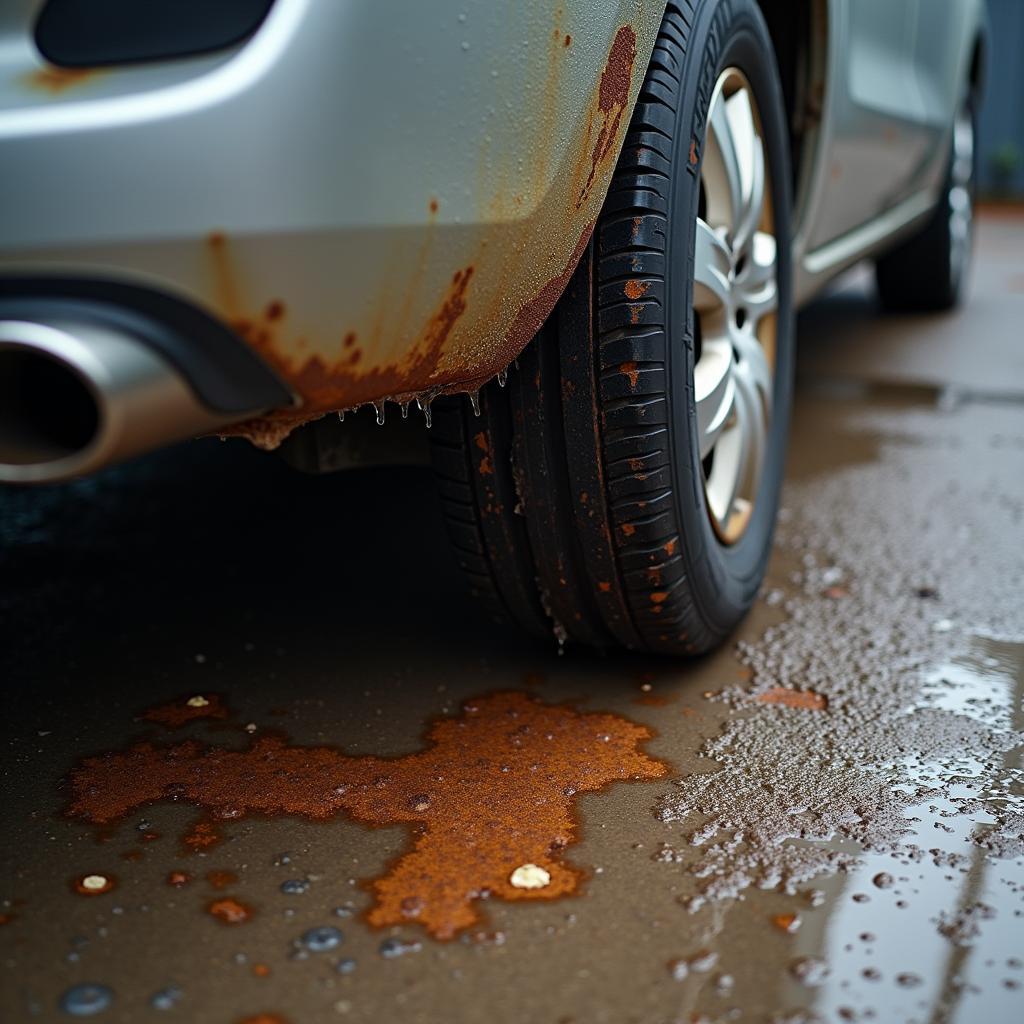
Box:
790 956 830 987
379 937 422 959
149 986 183 1011
300 926 343 952
59 983 114 1016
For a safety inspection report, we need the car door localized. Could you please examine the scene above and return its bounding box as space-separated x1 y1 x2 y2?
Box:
807 0 933 251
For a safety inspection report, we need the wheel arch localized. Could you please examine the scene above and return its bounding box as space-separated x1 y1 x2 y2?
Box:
755 0 829 232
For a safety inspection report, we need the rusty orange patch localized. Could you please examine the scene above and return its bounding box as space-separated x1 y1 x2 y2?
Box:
624 280 649 300
578 25 637 208
208 898 253 925
141 694 229 729
206 870 238 891
756 687 828 711
620 361 640 390
24 66 100 93
65 692 666 940
773 912 801 933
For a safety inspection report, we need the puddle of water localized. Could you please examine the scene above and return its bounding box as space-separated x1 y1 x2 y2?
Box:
792 636 1024 1024
64 691 667 940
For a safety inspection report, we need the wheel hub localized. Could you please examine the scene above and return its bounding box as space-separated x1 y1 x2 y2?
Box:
692 68 778 545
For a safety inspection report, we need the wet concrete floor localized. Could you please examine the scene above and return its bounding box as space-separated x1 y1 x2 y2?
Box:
2 213 1023 1023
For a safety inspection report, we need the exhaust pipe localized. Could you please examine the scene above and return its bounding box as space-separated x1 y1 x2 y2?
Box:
0 315 284 484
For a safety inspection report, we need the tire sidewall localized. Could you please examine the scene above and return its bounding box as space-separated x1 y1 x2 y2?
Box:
667 0 794 635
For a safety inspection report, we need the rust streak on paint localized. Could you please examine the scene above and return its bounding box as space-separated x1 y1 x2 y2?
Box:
501 221 596 362
64 692 666 941
24 66 101 93
577 26 637 209
756 687 828 711
624 280 649 300
218 19 650 449
620 361 640 390
223 266 475 448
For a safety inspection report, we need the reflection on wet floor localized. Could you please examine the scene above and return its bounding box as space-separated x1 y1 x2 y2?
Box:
800 637 1024 1024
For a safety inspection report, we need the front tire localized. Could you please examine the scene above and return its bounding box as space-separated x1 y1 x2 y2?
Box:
432 0 793 655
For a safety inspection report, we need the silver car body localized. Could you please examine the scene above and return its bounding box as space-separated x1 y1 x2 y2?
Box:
0 0 986 449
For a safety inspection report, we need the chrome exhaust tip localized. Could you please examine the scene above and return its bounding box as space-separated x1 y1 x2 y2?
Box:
0 316 279 484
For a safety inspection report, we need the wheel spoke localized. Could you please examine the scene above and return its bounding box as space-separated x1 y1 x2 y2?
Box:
734 327 771 399
726 88 766 251
694 338 735 460
706 97 744 232
735 232 778 324
731 354 767 506
694 218 732 313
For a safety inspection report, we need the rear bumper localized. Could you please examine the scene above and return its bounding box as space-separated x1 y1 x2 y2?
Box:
1 0 663 446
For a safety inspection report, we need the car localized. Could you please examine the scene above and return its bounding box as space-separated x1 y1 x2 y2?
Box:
0 0 987 654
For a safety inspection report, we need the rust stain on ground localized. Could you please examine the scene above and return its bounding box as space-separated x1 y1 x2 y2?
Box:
208 897 253 925
206 870 238 890
24 66 101 93
141 694 229 729
756 687 828 711
773 912 801 933
64 692 666 940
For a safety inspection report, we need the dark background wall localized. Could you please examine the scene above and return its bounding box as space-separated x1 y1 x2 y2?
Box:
978 0 1024 197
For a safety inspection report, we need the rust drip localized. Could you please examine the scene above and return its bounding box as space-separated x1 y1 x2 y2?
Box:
64 692 667 940
141 694 229 729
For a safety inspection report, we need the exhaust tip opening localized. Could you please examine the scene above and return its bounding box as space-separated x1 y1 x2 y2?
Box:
0 344 101 468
